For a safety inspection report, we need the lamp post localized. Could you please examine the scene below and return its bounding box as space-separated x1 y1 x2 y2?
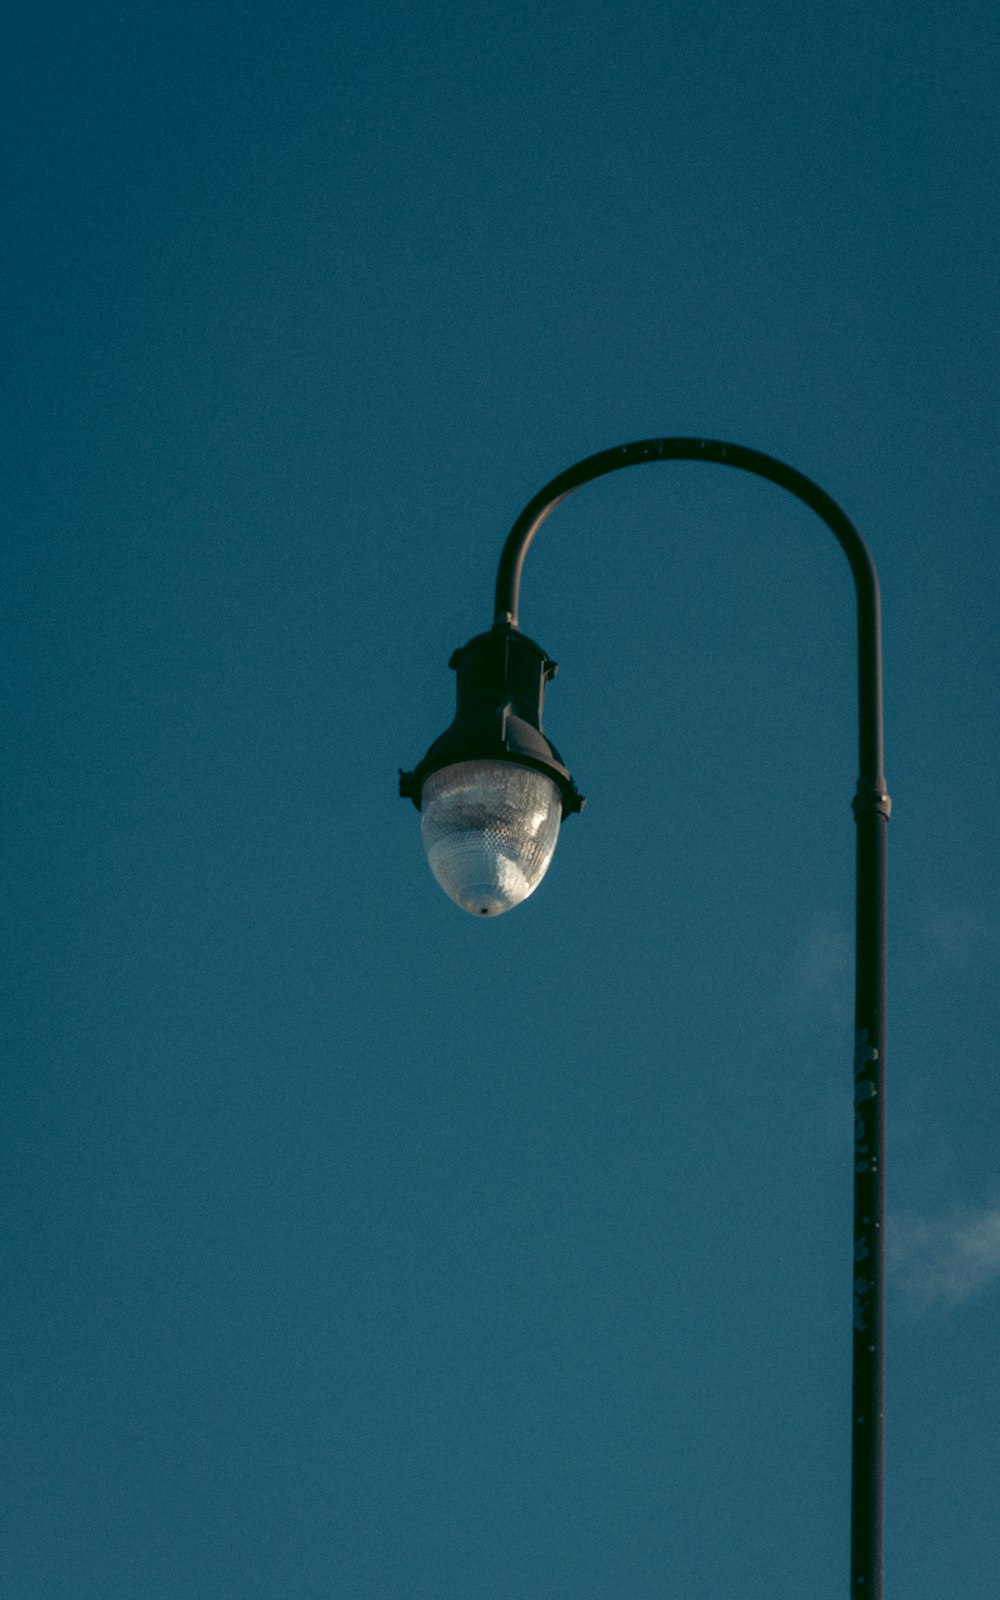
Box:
399 437 889 1600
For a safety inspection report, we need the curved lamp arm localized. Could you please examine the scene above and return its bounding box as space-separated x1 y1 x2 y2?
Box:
494 437 889 1600
496 438 888 808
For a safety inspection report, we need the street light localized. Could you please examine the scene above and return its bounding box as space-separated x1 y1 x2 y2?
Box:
399 437 889 1600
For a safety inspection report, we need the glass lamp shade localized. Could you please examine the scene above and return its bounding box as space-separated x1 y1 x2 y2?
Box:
420 759 563 916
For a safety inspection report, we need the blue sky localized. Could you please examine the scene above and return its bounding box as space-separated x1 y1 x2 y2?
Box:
3 3 999 1596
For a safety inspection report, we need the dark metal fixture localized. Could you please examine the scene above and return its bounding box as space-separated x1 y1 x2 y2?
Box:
400 437 889 1598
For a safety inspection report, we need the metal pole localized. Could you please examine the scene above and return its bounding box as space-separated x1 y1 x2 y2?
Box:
492 438 889 1599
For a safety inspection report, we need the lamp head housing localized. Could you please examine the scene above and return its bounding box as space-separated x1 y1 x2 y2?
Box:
398 622 583 816
399 622 583 915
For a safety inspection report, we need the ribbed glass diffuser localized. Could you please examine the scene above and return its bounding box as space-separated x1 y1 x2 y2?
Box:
420 760 562 915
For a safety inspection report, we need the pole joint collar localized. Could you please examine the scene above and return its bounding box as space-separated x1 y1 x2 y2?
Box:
852 785 892 820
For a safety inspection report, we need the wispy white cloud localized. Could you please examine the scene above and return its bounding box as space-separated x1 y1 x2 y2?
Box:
890 1204 1000 1313
790 910 851 1023
920 901 1000 970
